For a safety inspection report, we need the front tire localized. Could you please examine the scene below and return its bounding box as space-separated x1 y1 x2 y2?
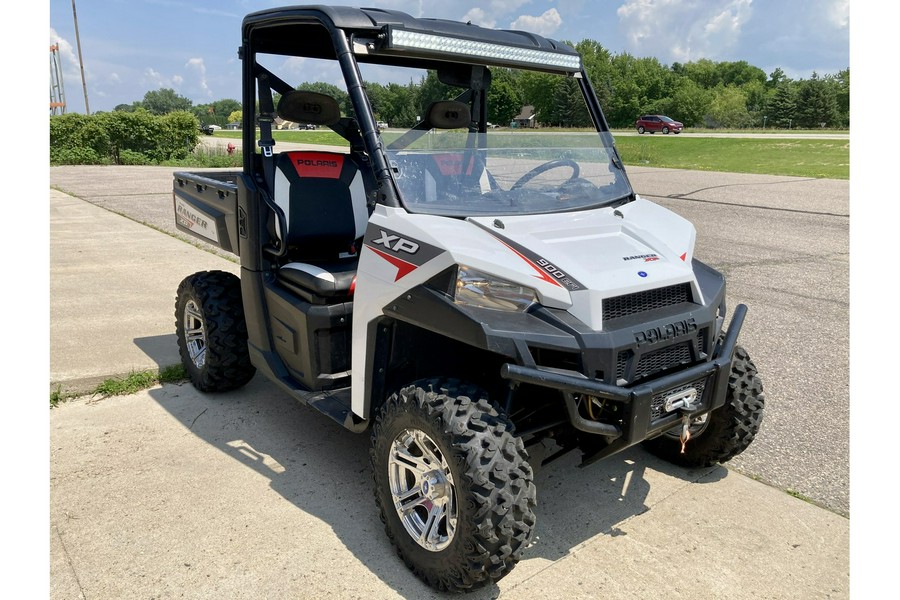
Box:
175 270 255 392
642 345 764 468
371 379 536 593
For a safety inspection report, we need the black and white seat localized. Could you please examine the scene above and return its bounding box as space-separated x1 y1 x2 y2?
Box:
266 91 370 302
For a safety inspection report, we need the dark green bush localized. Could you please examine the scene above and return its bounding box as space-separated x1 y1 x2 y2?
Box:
50 109 201 165
50 146 108 165
116 149 151 165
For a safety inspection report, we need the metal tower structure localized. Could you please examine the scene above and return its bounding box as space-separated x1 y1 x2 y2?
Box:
50 44 66 115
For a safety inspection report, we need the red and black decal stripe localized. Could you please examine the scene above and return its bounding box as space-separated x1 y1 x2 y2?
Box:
476 225 585 292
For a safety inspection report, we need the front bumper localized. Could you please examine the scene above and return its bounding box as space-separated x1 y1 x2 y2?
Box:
501 304 747 464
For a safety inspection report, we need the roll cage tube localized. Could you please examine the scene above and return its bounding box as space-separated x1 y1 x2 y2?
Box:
334 29 403 208
240 16 403 208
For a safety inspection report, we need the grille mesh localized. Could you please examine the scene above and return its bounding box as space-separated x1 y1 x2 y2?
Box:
602 283 691 322
616 330 706 384
634 343 692 380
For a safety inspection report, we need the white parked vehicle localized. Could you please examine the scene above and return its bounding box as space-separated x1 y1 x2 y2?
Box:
171 5 764 593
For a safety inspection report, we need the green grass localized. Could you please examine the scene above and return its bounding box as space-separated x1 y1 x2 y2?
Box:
786 489 816 504
210 128 848 179
613 136 849 179
50 364 188 407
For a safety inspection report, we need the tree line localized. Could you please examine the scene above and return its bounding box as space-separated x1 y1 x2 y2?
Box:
108 41 849 131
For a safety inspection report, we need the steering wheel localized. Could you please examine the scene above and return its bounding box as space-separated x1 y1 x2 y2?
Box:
511 159 580 190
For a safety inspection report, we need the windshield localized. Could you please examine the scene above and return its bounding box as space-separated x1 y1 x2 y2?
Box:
383 129 631 216
352 63 632 217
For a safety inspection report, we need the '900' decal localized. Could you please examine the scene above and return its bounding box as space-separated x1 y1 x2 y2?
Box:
478 228 585 292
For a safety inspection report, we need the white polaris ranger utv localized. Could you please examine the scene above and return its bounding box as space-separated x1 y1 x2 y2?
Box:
172 5 764 592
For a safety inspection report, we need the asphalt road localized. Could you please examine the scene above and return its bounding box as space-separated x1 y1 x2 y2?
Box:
49 163 849 517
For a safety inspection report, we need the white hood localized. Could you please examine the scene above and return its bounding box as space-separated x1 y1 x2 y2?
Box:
466 197 699 330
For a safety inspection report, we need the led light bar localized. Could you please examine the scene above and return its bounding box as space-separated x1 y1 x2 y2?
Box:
385 28 582 71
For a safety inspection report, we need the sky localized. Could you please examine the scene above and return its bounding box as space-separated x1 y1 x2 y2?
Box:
46 0 850 115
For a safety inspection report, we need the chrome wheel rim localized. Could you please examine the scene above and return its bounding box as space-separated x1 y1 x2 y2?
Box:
388 428 457 552
183 299 207 368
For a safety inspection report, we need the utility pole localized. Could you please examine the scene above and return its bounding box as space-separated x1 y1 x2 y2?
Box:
72 0 90 114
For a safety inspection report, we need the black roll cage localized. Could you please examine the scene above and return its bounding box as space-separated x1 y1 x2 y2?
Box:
239 5 618 210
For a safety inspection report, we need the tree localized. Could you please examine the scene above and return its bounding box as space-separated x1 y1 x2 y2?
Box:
665 78 711 127
742 79 768 124
517 71 558 125
768 83 797 128
576 39 614 110
716 60 766 87
194 99 241 126
486 69 523 125
227 110 242 124
682 59 719 89
549 76 590 127
767 68 790 89
795 73 839 128
707 85 751 128
826 69 850 127
415 71 460 117
141 88 193 115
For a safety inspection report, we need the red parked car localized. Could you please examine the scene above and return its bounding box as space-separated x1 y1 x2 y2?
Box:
635 114 683 134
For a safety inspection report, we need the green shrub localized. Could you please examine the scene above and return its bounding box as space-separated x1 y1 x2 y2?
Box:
50 109 202 165
117 149 152 165
50 146 108 165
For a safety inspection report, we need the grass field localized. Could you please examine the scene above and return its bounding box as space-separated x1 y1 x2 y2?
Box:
213 129 849 180
613 136 849 179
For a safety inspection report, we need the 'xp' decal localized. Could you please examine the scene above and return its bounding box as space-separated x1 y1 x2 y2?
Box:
363 226 444 282
371 230 420 255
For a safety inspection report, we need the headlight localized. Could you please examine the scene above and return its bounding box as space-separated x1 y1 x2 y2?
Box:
454 265 537 312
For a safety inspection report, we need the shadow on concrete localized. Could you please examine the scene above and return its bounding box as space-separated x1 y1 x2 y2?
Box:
148 375 727 598
133 334 180 369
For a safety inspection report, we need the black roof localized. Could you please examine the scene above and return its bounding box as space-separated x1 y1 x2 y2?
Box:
241 5 580 72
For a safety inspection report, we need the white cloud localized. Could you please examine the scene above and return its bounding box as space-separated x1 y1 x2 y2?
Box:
463 8 496 28
617 0 752 62
142 67 174 89
827 0 849 29
185 57 212 98
49 27 86 86
509 8 563 36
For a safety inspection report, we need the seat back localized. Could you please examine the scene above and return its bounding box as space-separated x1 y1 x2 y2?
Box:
272 150 369 258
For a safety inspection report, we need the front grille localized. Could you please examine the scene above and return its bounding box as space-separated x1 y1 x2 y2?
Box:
650 378 708 420
635 342 692 380
602 283 692 322
616 330 706 384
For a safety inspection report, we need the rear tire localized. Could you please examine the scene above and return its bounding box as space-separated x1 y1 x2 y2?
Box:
662 126 670 134
371 378 536 592
175 270 255 392
637 126 645 134
642 345 764 467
